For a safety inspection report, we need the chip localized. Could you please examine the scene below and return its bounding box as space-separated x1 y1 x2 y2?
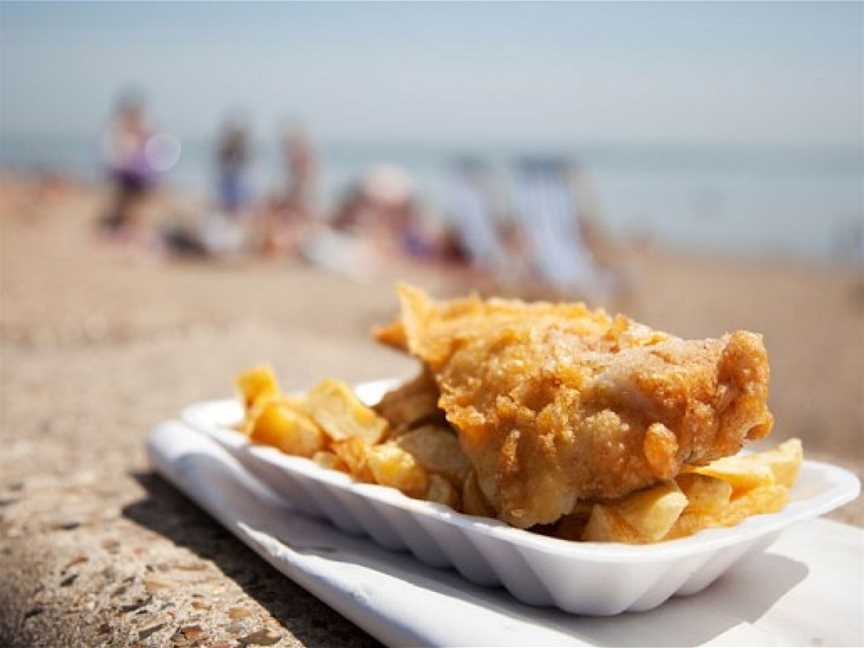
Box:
614 481 688 541
312 451 348 472
721 483 789 525
753 438 803 488
462 469 496 517
425 473 461 510
236 365 280 409
675 473 732 514
583 481 688 543
306 379 388 444
394 425 471 487
240 395 269 436
684 454 775 493
663 511 709 540
665 483 789 540
662 440 802 540
684 438 804 495
367 442 429 498
374 370 444 433
331 437 375 483
248 399 326 458
582 505 641 543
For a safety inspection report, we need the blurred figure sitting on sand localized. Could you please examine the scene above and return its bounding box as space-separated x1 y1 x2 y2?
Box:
332 165 431 259
280 124 318 221
364 165 436 261
255 124 319 256
306 165 440 278
100 92 157 236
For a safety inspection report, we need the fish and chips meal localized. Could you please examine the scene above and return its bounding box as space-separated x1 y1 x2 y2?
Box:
233 283 803 544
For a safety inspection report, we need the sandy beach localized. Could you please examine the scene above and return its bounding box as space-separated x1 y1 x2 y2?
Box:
1 177 862 645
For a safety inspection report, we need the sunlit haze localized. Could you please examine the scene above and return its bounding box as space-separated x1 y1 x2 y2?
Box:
3 2 861 147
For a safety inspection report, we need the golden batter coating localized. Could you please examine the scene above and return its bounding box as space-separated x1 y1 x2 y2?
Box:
376 284 773 528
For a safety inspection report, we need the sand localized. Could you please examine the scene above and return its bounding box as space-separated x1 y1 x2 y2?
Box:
1 177 862 646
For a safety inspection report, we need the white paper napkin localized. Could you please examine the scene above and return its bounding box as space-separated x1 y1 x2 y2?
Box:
148 420 864 647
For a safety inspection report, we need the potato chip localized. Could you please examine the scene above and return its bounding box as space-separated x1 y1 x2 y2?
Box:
425 473 461 510
721 484 789 525
306 379 388 444
331 437 375 483
670 440 802 539
462 469 496 517
374 370 443 433
241 391 307 435
394 425 471 487
665 483 789 540
675 473 732 514
684 454 775 493
312 451 348 472
751 438 803 488
236 366 280 409
240 394 269 436
582 505 641 543
249 399 326 457
663 511 712 540
367 442 428 498
588 481 688 543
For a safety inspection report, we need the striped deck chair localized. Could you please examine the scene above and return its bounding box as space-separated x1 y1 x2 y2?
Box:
445 157 506 272
513 157 613 300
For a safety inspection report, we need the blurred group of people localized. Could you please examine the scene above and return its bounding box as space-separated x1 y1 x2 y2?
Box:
99 95 317 257
99 94 625 303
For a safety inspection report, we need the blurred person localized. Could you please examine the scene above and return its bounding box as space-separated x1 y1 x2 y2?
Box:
331 165 426 257
100 92 157 235
305 165 440 277
215 117 252 218
280 124 318 221
301 181 379 276
330 183 367 232
360 165 442 261
248 124 319 258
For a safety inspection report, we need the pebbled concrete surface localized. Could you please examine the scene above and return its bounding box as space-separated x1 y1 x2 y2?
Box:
1 180 861 647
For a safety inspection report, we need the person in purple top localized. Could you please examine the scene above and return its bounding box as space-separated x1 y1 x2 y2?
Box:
100 93 157 234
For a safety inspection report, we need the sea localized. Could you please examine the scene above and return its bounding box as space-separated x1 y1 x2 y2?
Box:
2 134 862 264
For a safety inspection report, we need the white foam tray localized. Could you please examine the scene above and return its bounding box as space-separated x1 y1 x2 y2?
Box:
181 380 860 616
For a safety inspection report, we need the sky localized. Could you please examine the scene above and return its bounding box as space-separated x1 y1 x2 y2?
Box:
2 2 862 147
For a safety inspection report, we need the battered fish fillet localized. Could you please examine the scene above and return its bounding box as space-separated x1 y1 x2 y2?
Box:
375 284 774 528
